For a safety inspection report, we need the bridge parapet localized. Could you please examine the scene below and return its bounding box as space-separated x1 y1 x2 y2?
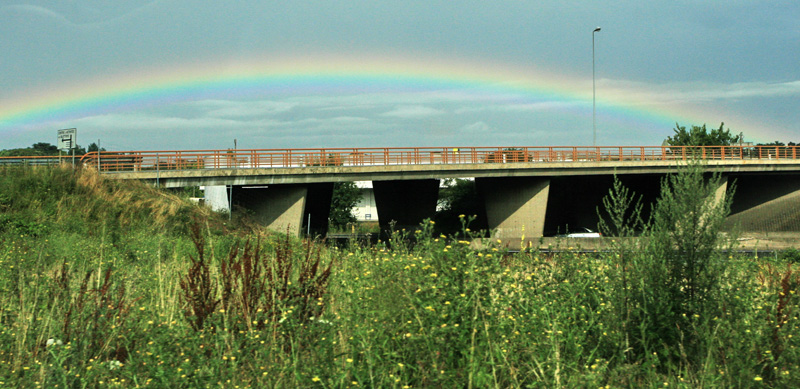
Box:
61 145 800 173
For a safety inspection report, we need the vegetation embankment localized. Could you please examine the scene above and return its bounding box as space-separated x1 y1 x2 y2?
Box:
1 163 800 387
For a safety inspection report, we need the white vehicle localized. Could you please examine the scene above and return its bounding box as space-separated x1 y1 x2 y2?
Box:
560 228 602 238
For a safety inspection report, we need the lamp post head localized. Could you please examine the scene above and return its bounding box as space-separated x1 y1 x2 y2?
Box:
594 27 601 32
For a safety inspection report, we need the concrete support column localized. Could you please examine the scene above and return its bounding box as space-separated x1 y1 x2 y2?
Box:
477 177 551 239
372 179 440 233
726 173 800 232
712 174 729 208
234 185 308 236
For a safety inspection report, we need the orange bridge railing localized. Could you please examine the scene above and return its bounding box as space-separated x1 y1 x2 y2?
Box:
3 146 799 172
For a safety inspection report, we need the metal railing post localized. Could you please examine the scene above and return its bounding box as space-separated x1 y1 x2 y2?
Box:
156 153 160 187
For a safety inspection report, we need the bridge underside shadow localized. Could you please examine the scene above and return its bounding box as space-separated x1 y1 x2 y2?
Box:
373 179 440 234
204 171 800 241
534 175 663 236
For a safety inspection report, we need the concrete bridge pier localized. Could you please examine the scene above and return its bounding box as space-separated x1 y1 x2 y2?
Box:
712 174 729 208
373 179 440 234
233 183 333 236
726 173 800 232
476 177 550 239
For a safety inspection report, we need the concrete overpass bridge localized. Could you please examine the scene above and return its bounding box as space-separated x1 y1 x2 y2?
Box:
56 145 800 241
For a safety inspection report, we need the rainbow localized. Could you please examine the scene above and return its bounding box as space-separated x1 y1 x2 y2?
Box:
0 54 761 142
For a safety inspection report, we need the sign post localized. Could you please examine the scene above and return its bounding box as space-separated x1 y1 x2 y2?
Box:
57 128 77 165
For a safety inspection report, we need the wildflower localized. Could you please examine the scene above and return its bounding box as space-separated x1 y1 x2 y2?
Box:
312 376 321 382
46 339 63 347
108 360 122 370
754 376 763 381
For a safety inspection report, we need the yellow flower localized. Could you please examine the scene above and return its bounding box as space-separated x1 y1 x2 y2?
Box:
312 376 321 382
754 376 763 381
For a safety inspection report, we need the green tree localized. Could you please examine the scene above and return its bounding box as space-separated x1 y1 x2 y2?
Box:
0 142 105 157
665 122 740 146
639 160 735 364
328 182 361 229
87 142 106 153
597 161 739 368
0 142 60 156
32 142 59 154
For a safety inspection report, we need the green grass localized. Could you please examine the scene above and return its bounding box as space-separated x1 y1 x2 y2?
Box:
1 165 800 387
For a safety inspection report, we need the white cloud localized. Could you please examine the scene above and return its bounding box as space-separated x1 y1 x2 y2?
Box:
458 121 493 134
190 100 298 118
600 78 800 105
381 105 445 118
454 101 583 114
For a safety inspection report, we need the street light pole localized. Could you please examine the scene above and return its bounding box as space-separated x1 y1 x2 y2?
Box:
593 27 601 147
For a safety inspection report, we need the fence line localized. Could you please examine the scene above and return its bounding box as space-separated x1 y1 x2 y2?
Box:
3 145 799 172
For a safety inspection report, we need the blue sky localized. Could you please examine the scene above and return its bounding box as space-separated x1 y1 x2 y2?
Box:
1 1 798 151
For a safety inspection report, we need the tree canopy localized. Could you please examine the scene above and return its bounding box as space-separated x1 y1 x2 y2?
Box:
328 182 361 229
665 123 741 147
0 142 104 157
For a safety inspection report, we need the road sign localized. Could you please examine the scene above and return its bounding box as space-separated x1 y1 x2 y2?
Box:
57 128 77 151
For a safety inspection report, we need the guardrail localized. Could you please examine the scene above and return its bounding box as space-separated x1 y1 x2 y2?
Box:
3 146 799 172
0 155 72 166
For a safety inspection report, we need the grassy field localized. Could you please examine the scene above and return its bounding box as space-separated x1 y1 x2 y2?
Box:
1 165 799 388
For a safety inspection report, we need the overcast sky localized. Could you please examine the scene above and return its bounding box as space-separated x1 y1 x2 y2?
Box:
1 1 798 151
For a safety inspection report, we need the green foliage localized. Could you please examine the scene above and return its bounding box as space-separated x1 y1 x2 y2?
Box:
596 174 645 238
598 161 744 371
666 122 741 146
647 161 734 317
86 142 105 153
0 141 104 157
3 162 800 387
329 182 360 229
0 165 219 238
